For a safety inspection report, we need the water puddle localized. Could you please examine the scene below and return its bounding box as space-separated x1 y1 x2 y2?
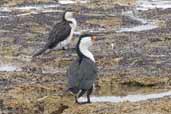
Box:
0 0 88 14
0 7 12 12
75 28 107 34
13 4 59 11
117 0 171 32
136 0 171 11
0 4 62 18
79 91 171 103
117 10 158 32
116 1 164 32
58 0 88 4
0 4 59 12
0 65 21 72
0 1 87 18
116 24 158 32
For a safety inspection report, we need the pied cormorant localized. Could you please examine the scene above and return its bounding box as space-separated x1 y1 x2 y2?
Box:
67 34 97 104
33 11 77 57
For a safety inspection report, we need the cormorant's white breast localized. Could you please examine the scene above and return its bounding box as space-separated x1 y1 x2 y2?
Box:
78 35 96 62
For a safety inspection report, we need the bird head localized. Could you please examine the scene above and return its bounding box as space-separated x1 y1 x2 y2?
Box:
64 11 75 21
78 34 96 49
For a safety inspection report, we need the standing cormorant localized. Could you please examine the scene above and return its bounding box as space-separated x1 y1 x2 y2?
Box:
67 34 97 104
33 11 77 57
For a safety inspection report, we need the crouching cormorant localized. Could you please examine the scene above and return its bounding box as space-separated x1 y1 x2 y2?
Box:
67 34 97 104
33 11 77 57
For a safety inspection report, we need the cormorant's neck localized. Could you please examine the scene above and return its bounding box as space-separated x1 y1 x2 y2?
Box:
66 18 77 30
77 41 95 63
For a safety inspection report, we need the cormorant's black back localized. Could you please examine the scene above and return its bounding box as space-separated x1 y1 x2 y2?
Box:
67 58 97 92
47 21 71 49
33 20 71 57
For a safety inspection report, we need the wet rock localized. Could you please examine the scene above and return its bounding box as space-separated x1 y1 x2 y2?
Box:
121 16 143 26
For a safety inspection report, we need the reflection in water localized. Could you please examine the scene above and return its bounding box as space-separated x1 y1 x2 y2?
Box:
79 91 171 103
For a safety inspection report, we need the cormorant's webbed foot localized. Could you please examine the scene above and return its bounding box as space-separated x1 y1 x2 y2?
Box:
75 96 92 104
74 88 93 105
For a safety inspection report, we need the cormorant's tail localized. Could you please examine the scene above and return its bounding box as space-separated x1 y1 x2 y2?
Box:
33 47 47 57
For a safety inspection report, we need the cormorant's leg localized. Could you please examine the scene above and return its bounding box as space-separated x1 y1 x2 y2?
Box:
78 89 86 98
75 90 86 104
62 46 67 50
75 96 79 104
61 43 69 50
76 87 93 104
87 86 93 103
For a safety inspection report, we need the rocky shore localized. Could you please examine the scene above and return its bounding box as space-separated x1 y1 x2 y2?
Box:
0 0 171 114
